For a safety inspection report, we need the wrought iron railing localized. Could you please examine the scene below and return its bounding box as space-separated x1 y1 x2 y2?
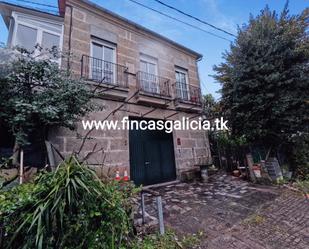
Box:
81 55 128 88
136 71 170 97
175 82 202 105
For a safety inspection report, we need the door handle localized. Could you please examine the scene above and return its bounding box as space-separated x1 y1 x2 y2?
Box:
145 161 150 166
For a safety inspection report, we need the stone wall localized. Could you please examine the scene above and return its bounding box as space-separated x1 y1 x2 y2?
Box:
62 0 200 85
50 0 211 181
49 100 211 179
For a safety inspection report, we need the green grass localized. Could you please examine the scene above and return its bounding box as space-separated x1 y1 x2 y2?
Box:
132 229 201 249
295 180 309 194
242 214 266 226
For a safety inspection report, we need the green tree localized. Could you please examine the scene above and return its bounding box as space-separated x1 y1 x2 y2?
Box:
0 47 95 165
202 93 222 120
213 4 309 153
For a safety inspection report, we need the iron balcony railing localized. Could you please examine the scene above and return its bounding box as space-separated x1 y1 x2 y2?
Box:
175 82 202 105
81 55 128 88
136 71 171 98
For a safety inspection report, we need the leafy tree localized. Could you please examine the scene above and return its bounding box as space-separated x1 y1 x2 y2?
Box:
202 93 222 120
213 4 309 155
0 47 95 165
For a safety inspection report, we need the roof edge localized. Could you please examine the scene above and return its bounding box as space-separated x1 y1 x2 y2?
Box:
0 1 63 27
59 0 203 60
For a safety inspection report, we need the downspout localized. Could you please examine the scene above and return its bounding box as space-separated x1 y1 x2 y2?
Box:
67 4 73 72
196 56 212 164
7 16 15 47
195 56 204 117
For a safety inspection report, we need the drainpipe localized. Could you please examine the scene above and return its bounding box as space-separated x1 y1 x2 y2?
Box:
66 4 73 72
195 56 203 104
7 16 15 47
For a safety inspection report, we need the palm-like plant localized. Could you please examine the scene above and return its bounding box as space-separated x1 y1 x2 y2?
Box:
0 156 137 249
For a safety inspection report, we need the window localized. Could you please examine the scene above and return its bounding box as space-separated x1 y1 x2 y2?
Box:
12 12 63 63
91 40 116 84
16 24 37 52
42 31 60 51
139 55 159 94
175 68 189 100
15 23 61 59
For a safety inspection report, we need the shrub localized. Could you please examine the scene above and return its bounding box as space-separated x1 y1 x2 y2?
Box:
0 156 138 249
295 180 309 194
291 134 309 179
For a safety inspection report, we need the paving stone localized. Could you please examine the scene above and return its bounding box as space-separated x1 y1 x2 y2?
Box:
134 173 308 249
171 205 183 212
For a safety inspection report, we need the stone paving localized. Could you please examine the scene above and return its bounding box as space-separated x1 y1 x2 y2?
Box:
135 173 309 249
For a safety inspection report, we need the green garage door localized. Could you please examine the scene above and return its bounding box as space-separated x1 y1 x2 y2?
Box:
129 120 176 186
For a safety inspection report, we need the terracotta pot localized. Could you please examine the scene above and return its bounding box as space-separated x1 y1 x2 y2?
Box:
232 170 241 177
252 165 261 178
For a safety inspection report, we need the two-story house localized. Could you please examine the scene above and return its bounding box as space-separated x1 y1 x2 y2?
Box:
0 0 211 185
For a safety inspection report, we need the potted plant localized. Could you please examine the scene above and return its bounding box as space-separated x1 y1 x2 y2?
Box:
196 156 212 182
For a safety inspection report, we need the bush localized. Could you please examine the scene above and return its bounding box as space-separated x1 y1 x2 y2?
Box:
290 134 309 179
295 180 309 194
0 156 138 249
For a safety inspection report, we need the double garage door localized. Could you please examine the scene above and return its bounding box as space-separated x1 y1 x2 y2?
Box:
129 119 176 186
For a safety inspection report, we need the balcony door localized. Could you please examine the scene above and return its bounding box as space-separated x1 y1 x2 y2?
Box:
91 40 116 84
140 55 159 94
175 68 189 100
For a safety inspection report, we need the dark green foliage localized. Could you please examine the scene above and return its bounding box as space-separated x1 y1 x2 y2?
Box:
0 47 94 146
213 5 309 145
290 134 309 179
0 157 199 248
202 94 221 120
0 156 138 249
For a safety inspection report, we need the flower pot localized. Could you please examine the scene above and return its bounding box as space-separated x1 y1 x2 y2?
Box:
252 165 261 178
199 164 211 182
232 170 241 177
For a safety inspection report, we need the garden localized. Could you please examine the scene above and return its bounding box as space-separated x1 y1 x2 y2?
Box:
0 2 308 248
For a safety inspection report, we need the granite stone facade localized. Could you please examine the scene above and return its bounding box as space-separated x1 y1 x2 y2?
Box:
50 0 211 182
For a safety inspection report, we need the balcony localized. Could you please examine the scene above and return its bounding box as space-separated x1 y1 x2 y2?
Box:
175 83 202 112
136 71 172 107
81 55 129 100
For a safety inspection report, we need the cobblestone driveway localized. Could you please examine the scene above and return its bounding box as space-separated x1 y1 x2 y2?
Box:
137 174 309 249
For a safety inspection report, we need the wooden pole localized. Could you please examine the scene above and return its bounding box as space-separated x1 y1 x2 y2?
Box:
19 149 24 184
246 153 256 183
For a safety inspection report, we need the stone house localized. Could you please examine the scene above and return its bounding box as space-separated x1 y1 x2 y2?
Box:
0 0 211 185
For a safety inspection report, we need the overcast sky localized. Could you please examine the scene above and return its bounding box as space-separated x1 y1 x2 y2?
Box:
0 0 307 99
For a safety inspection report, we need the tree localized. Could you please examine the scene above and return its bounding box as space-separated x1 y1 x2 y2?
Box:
213 4 309 154
202 93 222 120
0 47 95 165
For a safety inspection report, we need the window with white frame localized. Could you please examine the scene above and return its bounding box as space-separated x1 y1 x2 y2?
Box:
12 12 63 61
41 31 60 52
90 39 116 84
15 24 38 52
139 54 159 94
175 67 189 100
